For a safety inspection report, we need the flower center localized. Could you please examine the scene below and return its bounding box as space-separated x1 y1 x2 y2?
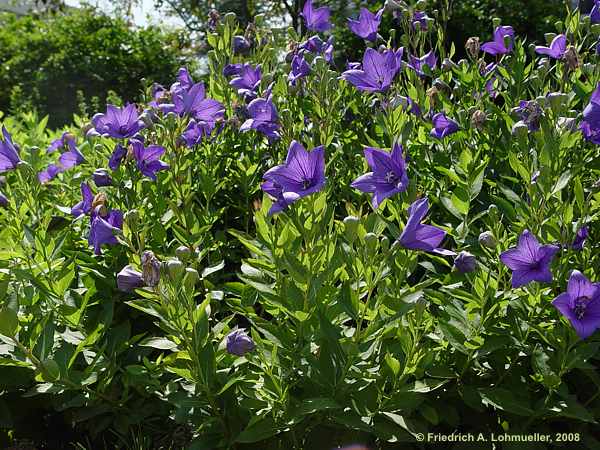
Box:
119 125 129 135
384 171 398 184
574 297 590 320
302 179 312 190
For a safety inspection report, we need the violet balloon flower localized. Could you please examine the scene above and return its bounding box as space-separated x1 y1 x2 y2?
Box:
130 140 169 180
288 54 311 86
301 0 331 33
515 100 543 132
481 26 515 56
407 51 437 77
88 208 123 255
172 82 225 129
535 34 567 59
430 113 460 139
226 329 256 356
341 48 398 93
398 198 446 252
240 97 281 140
223 63 244 77
71 182 94 217
109 143 127 171
117 265 144 292
499 229 559 288
411 11 430 31
0 126 21 173
580 83 600 144
591 0 600 24
347 7 383 42
351 142 409 208
552 270 600 339
261 140 326 215
90 104 145 139
573 226 589 251
300 35 334 63
47 131 75 154
229 64 262 99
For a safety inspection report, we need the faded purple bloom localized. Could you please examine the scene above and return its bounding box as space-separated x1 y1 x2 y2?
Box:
109 144 127 171
240 97 281 140
117 265 144 292
233 35 251 54
341 48 398 93
430 113 459 139
261 140 326 215
130 140 169 180
141 250 161 287
71 182 94 217
90 104 145 139
573 226 589 251
288 54 311 85
407 51 437 77
411 11 430 31
351 142 409 208
226 329 255 356
454 251 478 273
93 168 112 187
301 0 331 33
89 208 123 255
0 191 7 208
481 26 515 56
515 100 543 131
580 84 600 144
398 198 446 252
300 35 334 62
347 7 383 42
535 34 567 59
172 82 225 128
223 63 244 77
38 164 61 184
552 270 600 339
0 127 21 173
500 229 559 288
230 64 262 99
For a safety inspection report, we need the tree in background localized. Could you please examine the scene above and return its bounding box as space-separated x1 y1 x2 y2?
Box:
0 7 193 127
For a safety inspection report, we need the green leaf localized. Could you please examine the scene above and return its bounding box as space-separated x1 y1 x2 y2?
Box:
235 416 278 443
139 337 178 350
479 388 533 416
0 308 18 336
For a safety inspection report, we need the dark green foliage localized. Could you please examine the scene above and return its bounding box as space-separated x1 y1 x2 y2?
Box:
0 8 192 127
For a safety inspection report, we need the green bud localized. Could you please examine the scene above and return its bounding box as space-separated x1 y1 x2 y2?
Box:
415 0 427 9
364 232 378 255
554 20 564 32
183 268 200 291
380 236 390 253
41 359 60 381
492 17 501 28
543 33 556 44
167 258 185 282
176 245 192 262
479 231 497 249
124 209 139 234
512 121 529 141
343 216 360 242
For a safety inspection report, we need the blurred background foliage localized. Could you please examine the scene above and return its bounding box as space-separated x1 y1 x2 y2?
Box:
0 0 566 128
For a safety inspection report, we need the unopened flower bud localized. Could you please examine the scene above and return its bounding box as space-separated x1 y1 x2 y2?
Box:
471 110 487 130
117 265 144 292
441 57 455 72
364 232 378 255
479 231 497 248
176 245 192 262
381 236 390 253
166 258 185 281
512 121 529 140
226 329 255 356
183 267 199 290
465 37 480 59
343 216 360 241
454 251 478 273
141 250 161 287
41 359 60 381
93 168 112 187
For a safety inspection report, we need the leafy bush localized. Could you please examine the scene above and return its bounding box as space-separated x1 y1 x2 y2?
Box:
0 2 600 449
0 8 193 127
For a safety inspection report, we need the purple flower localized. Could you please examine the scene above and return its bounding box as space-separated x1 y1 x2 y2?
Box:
141 250 161 287
411 11 429 31
223 63 244 77
58 140 85 169
535 34 567 59
130 140 169 180
0 127 21 173
341 48 398 93
398 198 446 252
430 113 459 139
0 191 7 208
38 164 61 184
591 0 600 24
233 35 251 54
454 251 478 273
481 26 515 56
226 329 255 356
580 84 600 144
351 142 408 208
573 226 589 251
47 132 75 154
117 265 144 292
173 83 225 127
500 229 559 288
90 104 145 139
240 97 281 140
301 0 331 33
300 35 334 62
71 182 94 217
89 208 123 255
552 270 600 339
515 100 543 131
261 140 326 215
288 54 311 85
109 144 127 171
181 119 213 147
170 67 194 94
230 64 262 99
407 51 437 77
93 168 112 187
347 8 383 42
